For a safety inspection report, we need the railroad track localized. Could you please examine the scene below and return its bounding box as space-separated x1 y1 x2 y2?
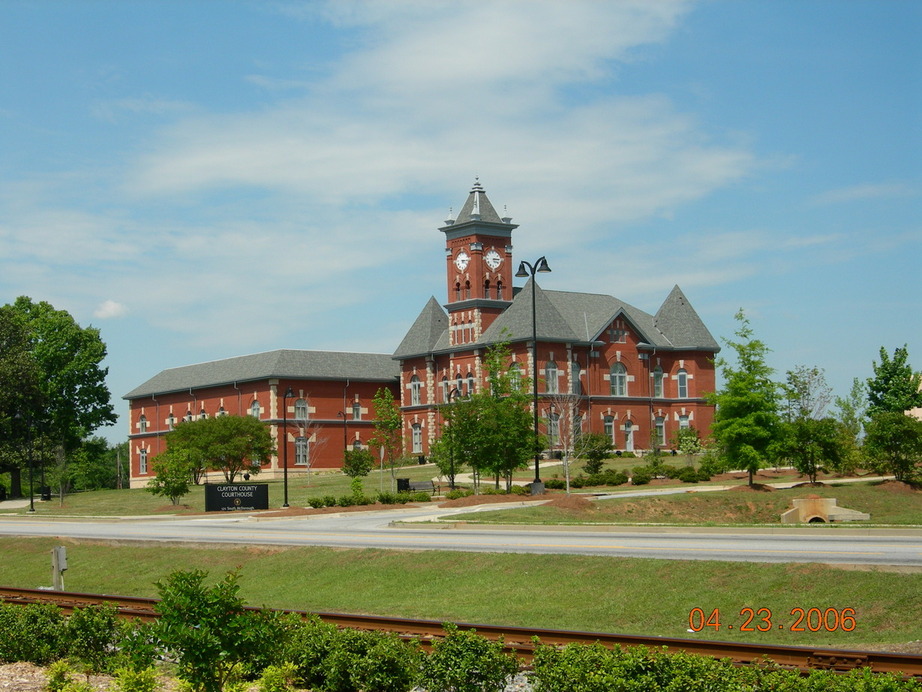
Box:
2 586 920 677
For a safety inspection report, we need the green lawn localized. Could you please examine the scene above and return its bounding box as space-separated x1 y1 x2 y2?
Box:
2 463 443 516
457 481 922 526
0 536 919 650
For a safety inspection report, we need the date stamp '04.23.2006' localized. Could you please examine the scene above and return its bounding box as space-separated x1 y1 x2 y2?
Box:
689 607 857 634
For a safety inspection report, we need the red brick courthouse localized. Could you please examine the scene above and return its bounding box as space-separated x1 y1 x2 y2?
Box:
125 181 719 488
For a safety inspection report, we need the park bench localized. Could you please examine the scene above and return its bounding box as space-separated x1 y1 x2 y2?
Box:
408 480 437 493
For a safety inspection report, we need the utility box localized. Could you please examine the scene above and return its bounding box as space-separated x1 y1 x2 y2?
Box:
52 546 67 591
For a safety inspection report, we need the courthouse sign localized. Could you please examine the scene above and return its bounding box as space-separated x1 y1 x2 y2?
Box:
204 483 269 512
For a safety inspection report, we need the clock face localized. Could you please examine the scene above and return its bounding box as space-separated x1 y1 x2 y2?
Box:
454 250 470 271
484 248 502 270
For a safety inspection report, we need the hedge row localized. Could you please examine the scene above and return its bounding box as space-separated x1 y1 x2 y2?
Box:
2 593 919 691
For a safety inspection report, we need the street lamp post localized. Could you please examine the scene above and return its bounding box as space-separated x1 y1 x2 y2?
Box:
445 387 462 490
515 256 552 489
282 386 294 508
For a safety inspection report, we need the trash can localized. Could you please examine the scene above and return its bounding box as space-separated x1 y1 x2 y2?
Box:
418 455 426 465
40 486 52 501
396 478 411 492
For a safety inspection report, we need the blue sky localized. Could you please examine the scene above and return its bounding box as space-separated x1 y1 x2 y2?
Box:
1 1 919 443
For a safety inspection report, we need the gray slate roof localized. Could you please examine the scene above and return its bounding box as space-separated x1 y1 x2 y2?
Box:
124 349 399 400
394 281 719 359
453 179 505 225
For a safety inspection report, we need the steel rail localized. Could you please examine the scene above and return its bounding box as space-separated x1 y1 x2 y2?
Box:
2 586 919 677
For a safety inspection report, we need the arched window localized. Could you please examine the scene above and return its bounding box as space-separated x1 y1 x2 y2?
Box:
679 415 690 429
138 415 147 433
545 360 559 394
677 369 688 398
441 377 449 402
610 363 627 397
655 416 666 446
167 413 175 431
573 413 583 443
295 436 309 466
653 367 664 398
456 373 464 396
250 401 260 418
466 372 475 395
411 423 423 453
496 281 504 300
509 363 521 390
547 411 560 447
410 375 422 406
604 416 615 444
352 401 361 420
623 420 634 452
571 360 582 395
464 281 471 299
199 408 207 420
295 398 308 421
217 407 226 417
484 280 491 298
454 282 461 301
352 439 362 451
185 410 193 422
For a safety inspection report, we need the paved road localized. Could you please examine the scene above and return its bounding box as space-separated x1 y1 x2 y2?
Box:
1 503 920 567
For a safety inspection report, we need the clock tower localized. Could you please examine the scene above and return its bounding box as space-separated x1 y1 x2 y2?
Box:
440 180 517 344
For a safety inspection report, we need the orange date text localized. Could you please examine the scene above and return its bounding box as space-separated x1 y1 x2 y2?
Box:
688 607 856 633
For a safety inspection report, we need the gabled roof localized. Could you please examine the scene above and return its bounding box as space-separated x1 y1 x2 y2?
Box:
393 281 719 359
393 296 450 358
124 349 399 400
653 285 720 351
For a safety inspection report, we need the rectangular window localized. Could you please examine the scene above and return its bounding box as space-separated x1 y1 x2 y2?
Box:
412 424 423 454
352 401 361 420
139 448 148 475
295 437 309 466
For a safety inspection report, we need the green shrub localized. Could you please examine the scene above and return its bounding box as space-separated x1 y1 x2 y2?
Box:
669 466 695 483
256 663 297 692
65 603 121 673
0 602 66 665
510 484 528 495
114 620 159 672
110 666 160 692
45 659 74 692
322 495 338 507
630 467 653 485
410 491 432 502
289 616 341 690
153 569 276 692
419 623 519 692
336 495 356 507
318 628 420 692
376 491 401 505
307 497 326 508
544 478 566 489
445 488 474 500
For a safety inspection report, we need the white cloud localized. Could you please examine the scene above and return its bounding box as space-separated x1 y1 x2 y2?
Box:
94 300 128 319
811 182 917 206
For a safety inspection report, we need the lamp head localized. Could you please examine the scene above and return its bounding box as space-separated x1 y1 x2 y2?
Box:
515 261 529 278
284 386 294 398
536 256 551 273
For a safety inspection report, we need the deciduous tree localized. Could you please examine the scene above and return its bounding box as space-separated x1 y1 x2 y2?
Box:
165 415 274 483
440 343 534 491
706 310 780 486
866 346 922 416
776 417 846 483
863 412 922 482
369 387 403 490
147 447 198 505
